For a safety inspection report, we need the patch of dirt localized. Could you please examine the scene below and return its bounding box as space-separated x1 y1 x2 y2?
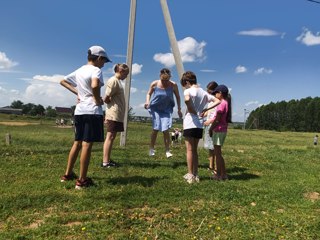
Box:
65 221 82 227
26 220 44 229
304 192 320 202
0 121 39 126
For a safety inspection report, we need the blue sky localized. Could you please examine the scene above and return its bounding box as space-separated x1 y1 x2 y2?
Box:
1 0 319 122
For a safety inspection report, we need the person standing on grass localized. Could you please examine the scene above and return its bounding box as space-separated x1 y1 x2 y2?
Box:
101 63 129 168
60 45 111 189
209 85 232 181
144 68 183 158
314 135 318 146
180 71 221 184
202 81 218 175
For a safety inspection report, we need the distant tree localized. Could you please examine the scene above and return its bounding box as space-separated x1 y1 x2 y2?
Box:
46 106 57 117
22 103 35 115
33 104 45 116
10 100 24 109
128 106 135 120
247 97 319 132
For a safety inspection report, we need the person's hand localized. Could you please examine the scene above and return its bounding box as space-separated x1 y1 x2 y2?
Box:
178 109 182 118
104 96 111 104
204 120 210 126
144 103 150 109
95 97 104 106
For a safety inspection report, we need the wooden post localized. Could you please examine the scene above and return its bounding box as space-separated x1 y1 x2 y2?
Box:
120 0 137 147
5 133 11 145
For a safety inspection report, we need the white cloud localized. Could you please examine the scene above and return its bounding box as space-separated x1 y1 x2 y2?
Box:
0 52 18 70
254 67 273 75
0 85 24 107
112 54 126 58
235 65 247 73
153 37 206 67
0 73 78 108
32 74 64 83
23 82 77 107
238 28 284 37
130 87 137 93
131 63 143 75
296 28 320 46
245 101 260 107
200 69 216 73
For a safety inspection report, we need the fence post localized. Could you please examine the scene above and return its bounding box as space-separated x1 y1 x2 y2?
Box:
5 133 11 145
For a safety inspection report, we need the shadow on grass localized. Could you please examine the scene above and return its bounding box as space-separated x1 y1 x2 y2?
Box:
229 173 260 181
106 175 164 187
200 166 260 181
126 159 186 169
227 166 259 180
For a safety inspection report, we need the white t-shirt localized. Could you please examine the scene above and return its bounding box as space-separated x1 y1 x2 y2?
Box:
183 87 216 130
64 65 104 115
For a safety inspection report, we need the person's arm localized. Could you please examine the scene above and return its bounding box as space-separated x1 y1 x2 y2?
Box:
200 97 221 117
172 82 182 118
184 93 197 115
60 79 78 96
144 81 156 109
103 95 111 104
91 77 103 106
103 77 116 104
209 112 222 137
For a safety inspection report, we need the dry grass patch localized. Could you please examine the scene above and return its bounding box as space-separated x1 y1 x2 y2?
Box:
0 121 40 126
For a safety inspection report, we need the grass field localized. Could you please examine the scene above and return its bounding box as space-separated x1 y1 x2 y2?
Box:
0 115 319 239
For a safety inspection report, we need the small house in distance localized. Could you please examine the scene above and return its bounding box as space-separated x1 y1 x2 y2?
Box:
0 106 22 115
55 107 73 117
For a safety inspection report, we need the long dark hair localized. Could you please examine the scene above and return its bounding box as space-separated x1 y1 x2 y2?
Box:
206 81 218 95
226 93 232 123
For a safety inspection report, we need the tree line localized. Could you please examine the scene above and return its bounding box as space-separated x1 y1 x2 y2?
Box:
246 97 320 132
9 100 135 119
10 100 63 117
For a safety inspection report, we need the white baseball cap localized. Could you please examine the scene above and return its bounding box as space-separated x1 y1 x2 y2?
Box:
88 45 111 62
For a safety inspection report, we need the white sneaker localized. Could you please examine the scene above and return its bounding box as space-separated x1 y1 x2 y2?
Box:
183 173 195 184
165 151 173 158
183 173 192 180
149 149 155 156
194 175 200 183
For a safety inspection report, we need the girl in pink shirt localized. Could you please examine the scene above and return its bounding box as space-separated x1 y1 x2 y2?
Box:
208 85 232 180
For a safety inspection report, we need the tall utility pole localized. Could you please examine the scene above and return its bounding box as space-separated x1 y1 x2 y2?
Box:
120 0 137 147
120 0 184 146
160 0 185 79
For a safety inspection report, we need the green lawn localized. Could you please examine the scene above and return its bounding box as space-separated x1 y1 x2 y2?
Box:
0 117 319 239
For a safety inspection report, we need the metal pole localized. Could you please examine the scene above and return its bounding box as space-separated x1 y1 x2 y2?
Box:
160 0 184 79
243 109 246 130
120 0 137 147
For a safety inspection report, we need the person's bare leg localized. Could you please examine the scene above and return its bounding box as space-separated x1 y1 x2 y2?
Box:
185 137 194 174
208 149 215 171
192 138 200 176
65 141 82 176
214 145 222 177
150 129 158 150
103 132 117 164
163 130 170 152
79 141 93 181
